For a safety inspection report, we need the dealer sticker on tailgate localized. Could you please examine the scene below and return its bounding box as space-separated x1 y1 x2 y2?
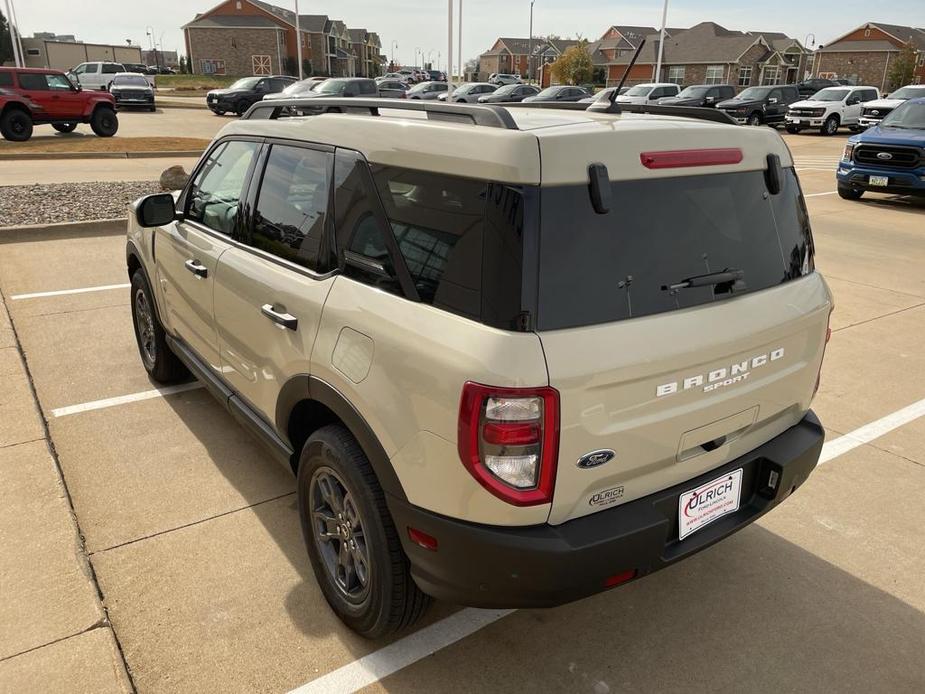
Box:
678 468 743 540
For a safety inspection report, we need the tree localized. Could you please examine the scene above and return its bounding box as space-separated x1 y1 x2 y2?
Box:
0 10 14 66
549 40 593 86
887 42 917 91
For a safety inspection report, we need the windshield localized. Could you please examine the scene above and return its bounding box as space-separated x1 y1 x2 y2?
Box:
113 75 149 86
536 169 813 329
316 79 347 94
409 81 437 92
230 77 261 90
535 87 563 98
811 88 849 101
734 87 772 100
593 88 615 102
452 83 473 95
676 86 710 98
880 101 925 129
890 86 925 100
494 84 519 95
624 85 654 96
282 80 316 95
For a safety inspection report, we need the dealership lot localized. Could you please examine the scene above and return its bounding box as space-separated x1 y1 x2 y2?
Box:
0 134 923 693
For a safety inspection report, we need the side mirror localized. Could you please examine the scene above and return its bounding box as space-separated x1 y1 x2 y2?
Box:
135 193 176 227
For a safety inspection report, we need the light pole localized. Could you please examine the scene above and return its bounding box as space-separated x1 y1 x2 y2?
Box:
5 0 24 68
457 0 462 81
391 40 399 68
654 0 669 82
428 49 435 71
447 0 454 92
295 0 303 79
528 0 535 82
146 26 161 71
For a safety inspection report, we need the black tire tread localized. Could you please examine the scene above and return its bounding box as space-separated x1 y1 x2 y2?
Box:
130 270 188 383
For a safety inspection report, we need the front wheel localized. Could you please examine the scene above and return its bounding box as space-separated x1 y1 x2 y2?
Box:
837 184 863 200
785 125 800 134
297 425 430 638
821 115 839 136
234 100 249 116
0 109 33 141
130 270 188 383
746 112 762 126
52 122 78 133
90 107 118 137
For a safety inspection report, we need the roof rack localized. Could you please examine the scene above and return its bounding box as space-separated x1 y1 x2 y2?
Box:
502 101 738 126
242 97 520 130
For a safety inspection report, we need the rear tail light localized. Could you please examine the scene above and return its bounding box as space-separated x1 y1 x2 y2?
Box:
640 148 743 169
604 569 637 588
458 382 559 506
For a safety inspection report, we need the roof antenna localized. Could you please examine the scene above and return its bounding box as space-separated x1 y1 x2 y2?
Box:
589 38 646 114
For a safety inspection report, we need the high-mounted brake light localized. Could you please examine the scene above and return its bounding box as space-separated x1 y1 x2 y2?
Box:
640 148 743 169
458 382 559 506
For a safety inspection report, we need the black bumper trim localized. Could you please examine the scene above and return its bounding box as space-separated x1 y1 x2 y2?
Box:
387 411 824 608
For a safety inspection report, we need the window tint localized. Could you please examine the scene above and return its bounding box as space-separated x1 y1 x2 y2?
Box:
0 72 12 87
187 140 258 235
102 64 121 74
17 73 47 90
537 169 814 330
245 144 332 271
359 80 377 95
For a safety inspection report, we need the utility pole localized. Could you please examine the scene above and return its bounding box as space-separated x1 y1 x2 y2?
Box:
295 0 303 79
654 0 669 82
528 0 535 82
457 0 462 82
447 0 454 92
4 0 22 67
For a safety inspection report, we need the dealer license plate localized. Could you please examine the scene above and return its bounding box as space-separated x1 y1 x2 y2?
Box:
678 468 743 540
869 175 889 187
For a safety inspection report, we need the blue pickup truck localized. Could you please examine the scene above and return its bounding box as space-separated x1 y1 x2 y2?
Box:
837 97 925 200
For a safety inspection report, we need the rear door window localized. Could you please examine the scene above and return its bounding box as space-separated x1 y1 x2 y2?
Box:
17 73 47 90
102 63 121 74
244 144 332 272
0 72 12 87
536 169 813 330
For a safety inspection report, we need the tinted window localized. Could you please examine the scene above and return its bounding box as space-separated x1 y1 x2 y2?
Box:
359 80 377 95
102 64 121 74
537 169 814 330
187 140 258 235
245 145 332 271
0 72 12 87
18 73 48 90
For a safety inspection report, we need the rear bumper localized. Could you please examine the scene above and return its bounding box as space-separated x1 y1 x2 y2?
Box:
389 411 824 608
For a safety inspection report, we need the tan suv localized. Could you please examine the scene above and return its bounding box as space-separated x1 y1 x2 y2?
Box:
127 97 832 637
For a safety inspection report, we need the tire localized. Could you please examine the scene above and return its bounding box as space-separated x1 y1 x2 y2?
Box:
211 109 226 116
821 115 839 136
234 100 249 117
52 122 78 133
746 112 762 126
785 125 800 134
837 184 863 200
0 108 33 141
89 107 119 137
149 106 157 112
130 270 188 383
848 125 862 133
297 424 430 638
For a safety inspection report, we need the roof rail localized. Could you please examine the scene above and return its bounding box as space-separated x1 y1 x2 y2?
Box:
242 97 520 130
502 101 738 126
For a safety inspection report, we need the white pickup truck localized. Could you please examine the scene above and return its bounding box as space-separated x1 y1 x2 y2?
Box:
70 62 155 91
785 85 880 135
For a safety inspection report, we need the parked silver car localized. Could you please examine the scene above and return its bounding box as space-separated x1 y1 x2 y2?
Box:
407 81 448 100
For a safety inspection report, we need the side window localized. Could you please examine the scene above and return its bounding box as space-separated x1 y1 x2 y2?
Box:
102 63 120 74
245 144 332 272
848 90 862 103
72 64 86 75
864 89 877 101
187 140 259 235
360 80 377 95
46 74 73 90
0 72 13 87
769 88 782 102
17 73 48 90
369 165 487 316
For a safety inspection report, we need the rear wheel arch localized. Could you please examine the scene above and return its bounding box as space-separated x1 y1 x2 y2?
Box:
279 375 406 500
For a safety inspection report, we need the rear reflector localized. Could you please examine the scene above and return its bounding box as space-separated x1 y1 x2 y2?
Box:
407 527 438 551
640 148 743 169
604 569 638 588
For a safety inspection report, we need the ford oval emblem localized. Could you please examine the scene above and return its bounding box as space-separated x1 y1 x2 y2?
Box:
877 152 893 160
577 449 616 469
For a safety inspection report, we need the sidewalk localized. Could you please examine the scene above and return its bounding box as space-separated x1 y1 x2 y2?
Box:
0 290 132 693
0 157 200 185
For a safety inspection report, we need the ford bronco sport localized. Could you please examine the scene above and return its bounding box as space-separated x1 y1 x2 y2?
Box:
126 96 832 637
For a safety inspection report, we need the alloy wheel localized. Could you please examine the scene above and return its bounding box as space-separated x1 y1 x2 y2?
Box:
133 288 156 366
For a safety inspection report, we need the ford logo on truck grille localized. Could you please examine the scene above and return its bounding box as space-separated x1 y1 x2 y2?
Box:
877 152 893 160
577 449 616 469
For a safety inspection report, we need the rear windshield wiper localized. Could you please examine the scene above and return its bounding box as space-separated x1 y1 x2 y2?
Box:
662 268 745 291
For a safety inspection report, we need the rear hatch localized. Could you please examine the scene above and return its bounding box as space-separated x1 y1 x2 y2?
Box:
535 141 831 525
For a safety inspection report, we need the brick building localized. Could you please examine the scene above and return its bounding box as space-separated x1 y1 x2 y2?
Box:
602 22 809 89
183 0 383 77
478 37 579 82
812 22 925 90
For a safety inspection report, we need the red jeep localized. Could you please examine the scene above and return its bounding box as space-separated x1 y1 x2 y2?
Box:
0 67 118 142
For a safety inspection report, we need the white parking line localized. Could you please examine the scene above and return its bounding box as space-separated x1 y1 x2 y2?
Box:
805 191 837 197
11 283 130 300
50 382 204 417
286 396 925 694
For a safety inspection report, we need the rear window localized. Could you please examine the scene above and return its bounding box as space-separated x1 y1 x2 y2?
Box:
536 169 813 330
0 72 12 87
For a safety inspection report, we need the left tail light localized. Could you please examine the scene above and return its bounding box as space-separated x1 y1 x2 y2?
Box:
458 382 559 506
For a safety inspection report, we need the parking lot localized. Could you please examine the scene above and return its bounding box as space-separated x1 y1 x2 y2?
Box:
1 132 923 693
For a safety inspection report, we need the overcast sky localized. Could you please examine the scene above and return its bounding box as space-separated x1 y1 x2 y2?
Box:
10 0 925 69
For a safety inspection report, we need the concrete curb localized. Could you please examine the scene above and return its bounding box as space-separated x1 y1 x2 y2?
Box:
0 150 202 161
0 218 126 239
157 101 209 110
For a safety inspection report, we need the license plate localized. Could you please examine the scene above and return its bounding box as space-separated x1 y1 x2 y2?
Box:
869 175 889 187
678 468 743 540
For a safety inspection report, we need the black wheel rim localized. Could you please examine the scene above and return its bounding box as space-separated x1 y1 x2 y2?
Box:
133 288 156 366
12 115 26 134
310 466 371 602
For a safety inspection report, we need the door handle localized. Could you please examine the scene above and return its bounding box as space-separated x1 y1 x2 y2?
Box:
184 259 208 278
261 304 298 330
